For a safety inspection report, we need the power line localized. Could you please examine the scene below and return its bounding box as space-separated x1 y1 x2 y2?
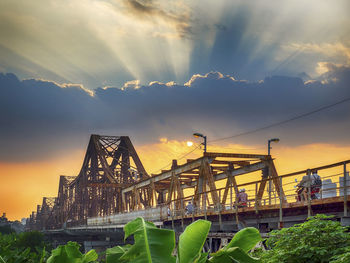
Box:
150 144 202 174
149 96 350 174
208 96 350 144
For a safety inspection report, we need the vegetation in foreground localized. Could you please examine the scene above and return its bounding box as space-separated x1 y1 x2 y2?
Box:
258 214 350 263
0 214 350 263
0 230 49 262
46 218 261 263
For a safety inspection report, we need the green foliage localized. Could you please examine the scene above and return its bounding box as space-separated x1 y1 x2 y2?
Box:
47 241 98 263
210 247 260 263
329 247 350 263
209 228 261 263
0 231 49 263
0 218 263 263
3 215 350 263
249 247 265 259
107 217 176 263
261 214 350 263
106 217 261 263
0 225 14 235
225 227 261 253
106 246 129 262
177 219 211 263
17 231 45 252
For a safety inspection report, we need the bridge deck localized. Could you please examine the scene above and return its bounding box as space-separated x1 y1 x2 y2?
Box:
46 195 350 235
166 195 349 221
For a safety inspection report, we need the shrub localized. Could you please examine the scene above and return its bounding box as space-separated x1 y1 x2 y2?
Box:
261 214 350 263
1 218 262 263
0 225 14 235
17 231 45 252
0 230 50 263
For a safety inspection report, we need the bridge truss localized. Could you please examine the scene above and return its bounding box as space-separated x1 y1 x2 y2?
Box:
27 134 286 230
27 135 149 230
27 134 349 232
121 152 286 214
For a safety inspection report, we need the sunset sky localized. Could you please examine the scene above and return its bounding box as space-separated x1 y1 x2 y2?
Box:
0 0 350 220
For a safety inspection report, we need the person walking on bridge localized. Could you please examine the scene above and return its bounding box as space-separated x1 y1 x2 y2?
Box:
185 201 193 214
237 188 248 207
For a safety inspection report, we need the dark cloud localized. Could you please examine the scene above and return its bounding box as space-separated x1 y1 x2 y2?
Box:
0 66 350 162
0 73 97 161
122 0 192 38
188 6 276 82
214 24 227 31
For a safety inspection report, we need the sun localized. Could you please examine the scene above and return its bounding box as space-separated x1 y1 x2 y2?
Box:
187 141 193 147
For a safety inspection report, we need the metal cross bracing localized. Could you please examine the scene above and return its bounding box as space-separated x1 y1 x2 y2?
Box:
27 134 350 232
120 152 286 216
66 135 149 224
156 159 350 233
27 134 150 230
85 158 349 232
26 136 290 230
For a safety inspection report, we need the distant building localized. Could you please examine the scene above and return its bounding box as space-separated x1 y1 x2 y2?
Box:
0 212 24 233
0 212 7 223
21 218 27 225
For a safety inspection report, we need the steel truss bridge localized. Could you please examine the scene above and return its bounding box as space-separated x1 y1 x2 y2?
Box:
26 135 350 251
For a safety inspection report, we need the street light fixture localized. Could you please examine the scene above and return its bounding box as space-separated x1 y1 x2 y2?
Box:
268 138 280 155
193 132 207 153
267 138 280 205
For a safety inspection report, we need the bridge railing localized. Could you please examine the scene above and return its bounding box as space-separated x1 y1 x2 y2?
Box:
87 206 168 226
83 160 350 228
163 161 350 222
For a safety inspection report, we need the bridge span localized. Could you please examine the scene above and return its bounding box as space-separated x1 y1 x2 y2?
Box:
26 134 350 251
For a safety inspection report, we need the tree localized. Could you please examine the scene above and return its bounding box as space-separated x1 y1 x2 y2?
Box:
261 214 350 263
0 225 14 235
17 231 45 252
0 231 49 263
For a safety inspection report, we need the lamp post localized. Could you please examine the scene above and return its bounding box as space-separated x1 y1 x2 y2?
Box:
268 138 280 155
193 132 207 153
267 138 279 205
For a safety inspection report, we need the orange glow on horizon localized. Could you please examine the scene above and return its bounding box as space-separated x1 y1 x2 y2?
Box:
0 140 349 221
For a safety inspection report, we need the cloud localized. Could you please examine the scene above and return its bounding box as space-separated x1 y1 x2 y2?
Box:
121 0 192 38
281 42 350 78
316 62 346 76
1 0 349 87
1 66 350 162
184 72 236 86
122 79 141 90
0 73 97 161
283 42 350 63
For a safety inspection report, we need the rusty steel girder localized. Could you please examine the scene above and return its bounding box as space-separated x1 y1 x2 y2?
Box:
27 134 149 230
27 134 285 231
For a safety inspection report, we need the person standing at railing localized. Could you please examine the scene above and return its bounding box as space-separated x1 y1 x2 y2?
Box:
167 206 171 217
185 201 193 214
297 175 309 202
311 170 322 199
237 189 248 207
297 170 322 202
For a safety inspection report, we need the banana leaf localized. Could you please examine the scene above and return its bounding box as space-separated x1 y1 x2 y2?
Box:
119 217 176 263
177 220 211 263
